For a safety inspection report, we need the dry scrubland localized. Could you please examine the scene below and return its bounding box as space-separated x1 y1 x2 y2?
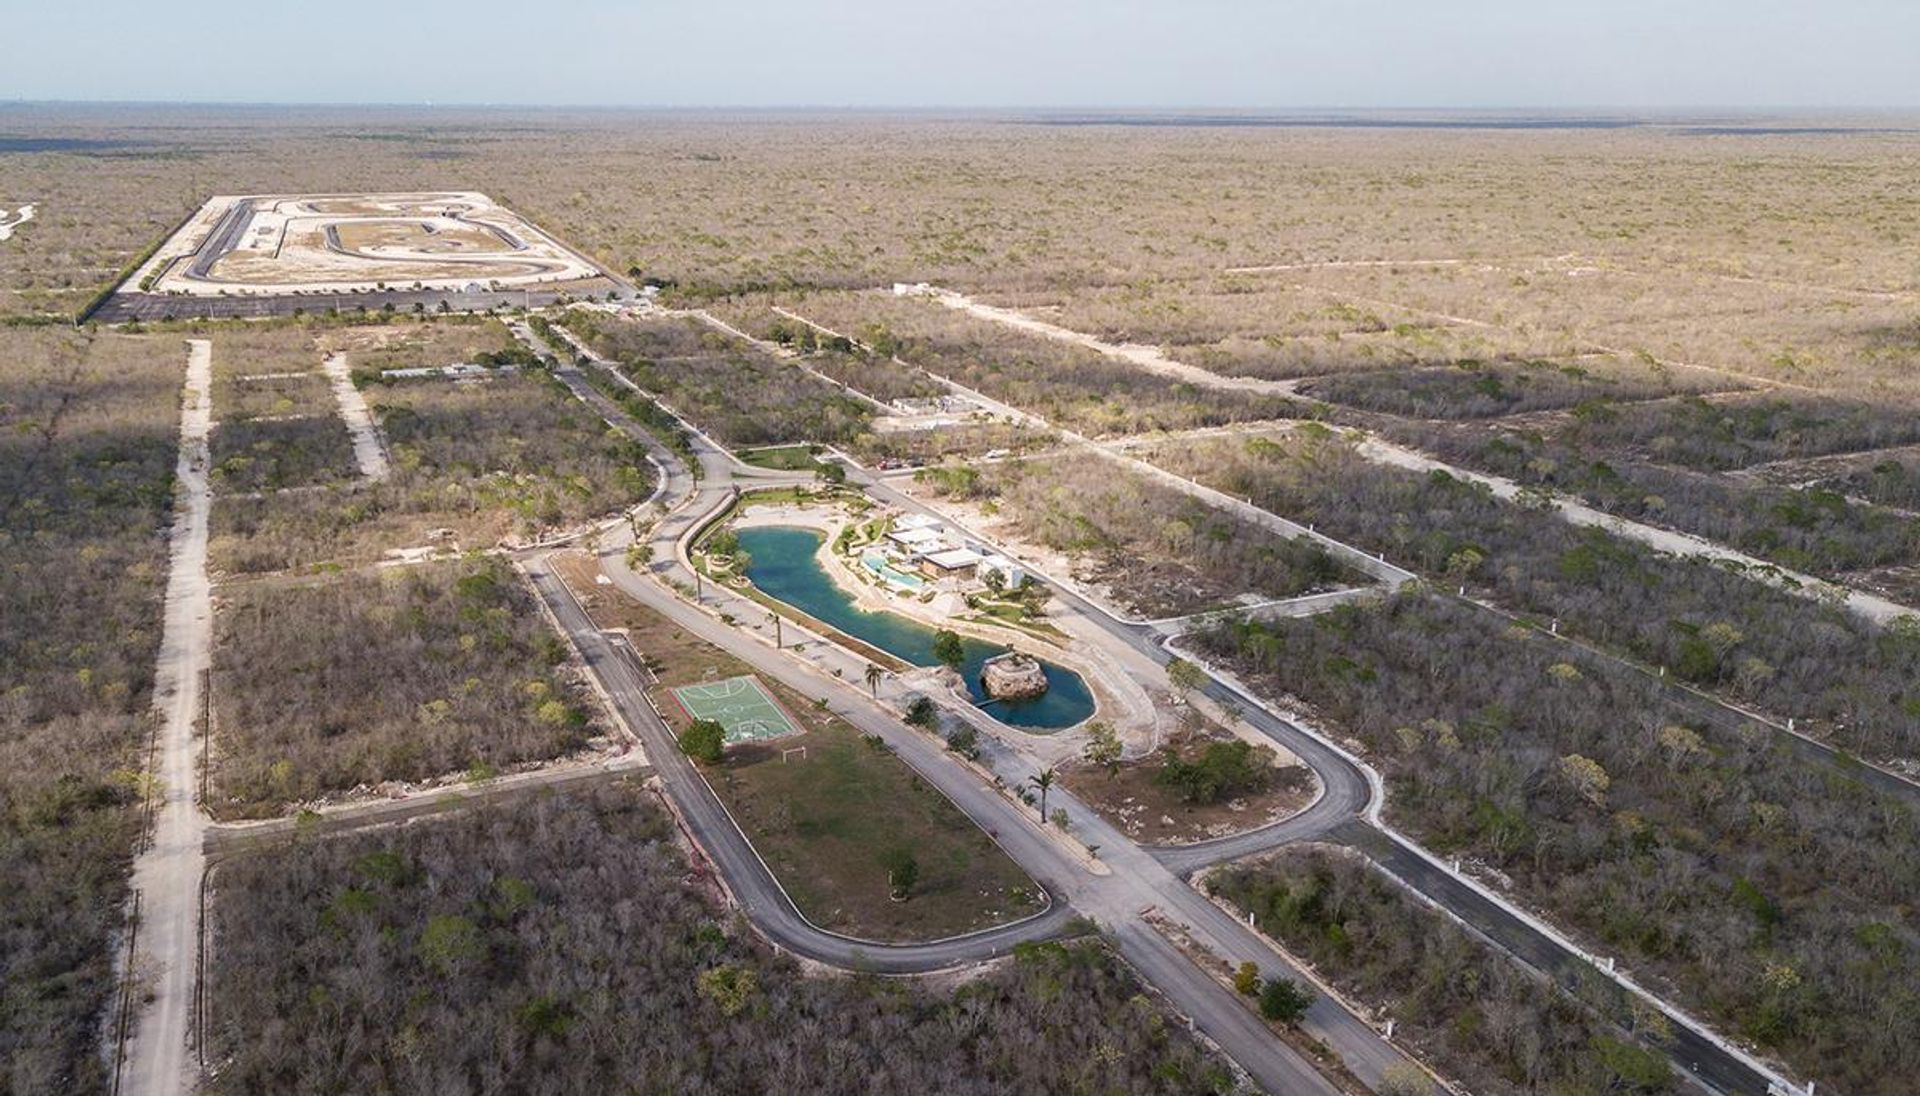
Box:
570 311 874 448
11 105 1920 388
916 451 1346 618
1153 428 1920 763
207 318 652 574
209 559 595 817
1199 595 1920 1094
8 106 1920 1094
0 329 180 1090
791 289 1304 435
205 784 1239 1095
1211 849 1679 1095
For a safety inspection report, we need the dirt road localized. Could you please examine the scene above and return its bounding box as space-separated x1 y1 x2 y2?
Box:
116 339 215 1096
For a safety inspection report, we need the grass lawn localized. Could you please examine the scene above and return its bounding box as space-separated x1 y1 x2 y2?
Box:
713 725 1043 941
739 444 827 472
553 550 1041 941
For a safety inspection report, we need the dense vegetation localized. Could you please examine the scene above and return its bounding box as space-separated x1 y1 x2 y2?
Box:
1819 453 1920 510
212 366 653 574
0 331 179 1092
1301 356 1730 419
209 415 359 493
204 784 1242 1094
1546 394 1920 472
209 559 594 816
574 313 874 447
919 452 1345 618
1151 428 1920 761
1212 850 1676 1095
1197 595 1920 1093
1383 418 1920 579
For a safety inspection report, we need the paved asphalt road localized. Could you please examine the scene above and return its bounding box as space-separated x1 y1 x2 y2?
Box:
528 316 1785 1095
525 323 1421 1095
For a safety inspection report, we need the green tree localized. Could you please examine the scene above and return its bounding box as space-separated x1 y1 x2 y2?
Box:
1156 740 1275 805
865 663 884 697
905 695 939 728
1166 657 1209 696
417 914 484 975
1233 961 1262 996
696 963 759 1017
946 725 979 759
678 719 725 765
1082 721 1123 778
1258 977 1314 1024
932 629 966 669
1030 767 1057 820
883 848 920 900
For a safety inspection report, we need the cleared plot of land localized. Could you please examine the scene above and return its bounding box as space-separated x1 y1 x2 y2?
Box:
1146 427 1920 763
208 559 596 817
210 346 652 574
788 290 1304 436
1197 595 1920 1095
203 783 1233 1094
333 316 524 375
912 450 1349 619
574 312 873 448
1213 849 1680 1095
0 329 179 1091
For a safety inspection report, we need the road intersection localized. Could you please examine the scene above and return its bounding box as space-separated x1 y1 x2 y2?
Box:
527 315 1791 1096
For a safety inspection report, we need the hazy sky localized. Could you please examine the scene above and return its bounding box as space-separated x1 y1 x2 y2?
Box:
9 0 1917 108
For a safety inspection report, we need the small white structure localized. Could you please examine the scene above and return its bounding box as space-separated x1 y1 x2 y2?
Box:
887 526 945 551
978 555 1026 590
893 282 934 297
894 513 942 532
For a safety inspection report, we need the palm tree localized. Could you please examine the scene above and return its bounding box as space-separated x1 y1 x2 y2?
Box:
1029 767 1057 821
864 663 884 697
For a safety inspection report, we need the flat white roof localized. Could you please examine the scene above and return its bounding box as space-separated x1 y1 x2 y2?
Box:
888 527 944 546
895 514 942 530
924 548 986 569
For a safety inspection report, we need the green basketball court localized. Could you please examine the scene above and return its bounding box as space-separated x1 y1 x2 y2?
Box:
668 675 802 744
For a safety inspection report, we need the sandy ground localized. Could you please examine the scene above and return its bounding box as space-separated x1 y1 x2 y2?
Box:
142 192 599 296
116 340 214 1096
321 352 391 481
0 202 33 241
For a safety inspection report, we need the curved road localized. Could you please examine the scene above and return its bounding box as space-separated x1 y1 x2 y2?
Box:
541 314 1803 1096
527 323 1426 1095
